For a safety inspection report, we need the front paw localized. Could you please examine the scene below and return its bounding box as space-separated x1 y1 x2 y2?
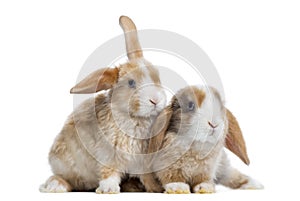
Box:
164 182 190 194
193 182 215 194
96 177 120 194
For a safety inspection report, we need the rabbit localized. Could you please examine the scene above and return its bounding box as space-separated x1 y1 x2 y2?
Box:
39 16 166 193
141 85 263 193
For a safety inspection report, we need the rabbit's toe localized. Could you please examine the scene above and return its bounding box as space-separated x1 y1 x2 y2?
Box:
194 182 215 194
164 182 190 194
39 175 71 193
96 176 120 194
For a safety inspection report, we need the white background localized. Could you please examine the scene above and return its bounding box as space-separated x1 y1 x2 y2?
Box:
1 0 300 201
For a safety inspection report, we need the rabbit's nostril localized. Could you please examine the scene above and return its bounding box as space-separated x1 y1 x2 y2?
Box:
208 121 217 129
149 99 157 105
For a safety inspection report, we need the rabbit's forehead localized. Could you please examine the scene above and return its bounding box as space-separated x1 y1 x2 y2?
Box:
191 86 206 108
119 60 160 84
192 86 222 107
177 86 206 108
197 87 225 120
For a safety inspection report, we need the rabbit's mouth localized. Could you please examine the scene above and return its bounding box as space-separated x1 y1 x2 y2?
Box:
150 108 160 116
149 103 165 116
135 100 164 117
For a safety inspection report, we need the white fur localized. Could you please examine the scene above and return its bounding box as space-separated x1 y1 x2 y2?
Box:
137 59 147 68
198 86 224 126
240 177 264 190
164 182 190 193
193 182 215 193
110 106 155 140
96 174 121 194
39 180 68 193
175 87 226 158
178 86 225 143
137 61 166 117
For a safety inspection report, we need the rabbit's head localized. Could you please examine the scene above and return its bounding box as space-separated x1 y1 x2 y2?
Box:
149 86 250 165
162 86 227 158
170 86 226 142
70 16 166 118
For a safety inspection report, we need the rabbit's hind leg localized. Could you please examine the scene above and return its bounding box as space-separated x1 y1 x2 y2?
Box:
39 175 72 193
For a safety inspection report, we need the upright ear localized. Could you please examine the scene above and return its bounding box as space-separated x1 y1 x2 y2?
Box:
225 109 250 165
119 16 143 60
70 67 119 94
148 106 173 154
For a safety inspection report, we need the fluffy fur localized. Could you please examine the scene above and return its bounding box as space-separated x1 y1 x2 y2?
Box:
142 86 263 193
40 16 166 193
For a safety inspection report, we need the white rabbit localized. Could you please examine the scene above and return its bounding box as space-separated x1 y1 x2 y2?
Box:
40 16 166 193
142 86 263 193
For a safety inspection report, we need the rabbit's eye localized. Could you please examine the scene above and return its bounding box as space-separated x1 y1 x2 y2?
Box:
188 101 195 111
128 79 136 88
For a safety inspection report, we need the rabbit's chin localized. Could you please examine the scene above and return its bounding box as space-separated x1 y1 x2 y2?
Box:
131 107 162 118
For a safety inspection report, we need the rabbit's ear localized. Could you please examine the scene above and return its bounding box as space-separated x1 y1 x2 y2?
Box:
119 16 143 60
148 106 173 153
70 67 119 94
225 109 250 165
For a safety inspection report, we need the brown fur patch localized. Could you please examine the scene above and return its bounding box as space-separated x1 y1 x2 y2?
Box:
190 86 206 108
225 109 250 165
146 65 160 85
218 168 249 189
147 106 173 153
118 62 145 82
190 174 211 188
158 169 186 185
140 174 164 192
70 67 119 94
121 177 146 192
130 98 140 113
132 67 145 82
100 167 119 180
230 176 248 189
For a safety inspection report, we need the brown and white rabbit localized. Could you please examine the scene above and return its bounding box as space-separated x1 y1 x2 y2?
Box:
142 86 263 193
39 16 166 193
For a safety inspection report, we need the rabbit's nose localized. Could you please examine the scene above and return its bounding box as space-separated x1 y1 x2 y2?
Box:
208 121 217 129
149 99 157 105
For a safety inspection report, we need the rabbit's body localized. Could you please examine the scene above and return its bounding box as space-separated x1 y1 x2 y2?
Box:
40 16 166 193
155 132 224 186
47 92 154 191
143 86 263 193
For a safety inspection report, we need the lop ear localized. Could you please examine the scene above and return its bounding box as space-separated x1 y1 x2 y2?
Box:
225 109 250 165
70 67 119 94
148 106 173 154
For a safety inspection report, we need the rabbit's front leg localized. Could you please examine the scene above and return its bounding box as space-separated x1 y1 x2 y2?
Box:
190 172 215 194
140 173 164 193
193 181 215 194
157 169 190 194
96 167 122 194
